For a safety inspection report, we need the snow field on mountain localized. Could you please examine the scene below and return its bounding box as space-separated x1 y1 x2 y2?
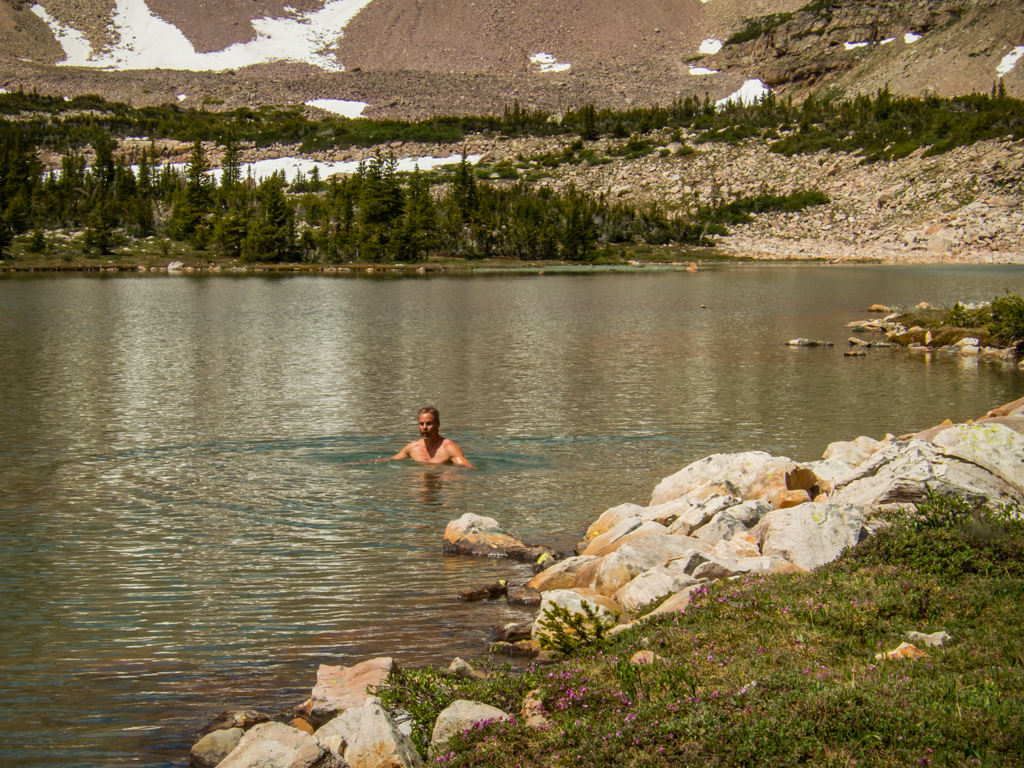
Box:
997 47 1024 76
530 53 570 73
136 154 483 185
305 99 369 118
716 79 770 108
31 0 374 72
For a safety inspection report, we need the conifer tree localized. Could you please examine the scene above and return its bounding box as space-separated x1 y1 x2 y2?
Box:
243 172 294 262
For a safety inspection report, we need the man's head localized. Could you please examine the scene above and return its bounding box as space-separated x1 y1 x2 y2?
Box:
418 407 440 439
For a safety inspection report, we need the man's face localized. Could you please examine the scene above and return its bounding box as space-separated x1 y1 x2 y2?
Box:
418 413 439 439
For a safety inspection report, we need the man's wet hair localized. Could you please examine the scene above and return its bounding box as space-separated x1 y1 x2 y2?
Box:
419 406 440 423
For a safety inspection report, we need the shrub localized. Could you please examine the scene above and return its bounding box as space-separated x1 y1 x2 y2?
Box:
535 602 619 655
988 294 1024 343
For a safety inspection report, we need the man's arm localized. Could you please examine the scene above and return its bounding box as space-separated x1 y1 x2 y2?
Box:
390 442 415 460
444 440 475 469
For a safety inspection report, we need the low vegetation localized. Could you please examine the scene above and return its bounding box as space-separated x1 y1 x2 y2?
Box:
376 493 1024 767
896 295 1024 346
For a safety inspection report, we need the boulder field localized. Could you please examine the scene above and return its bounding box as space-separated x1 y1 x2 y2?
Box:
189 395 1023 768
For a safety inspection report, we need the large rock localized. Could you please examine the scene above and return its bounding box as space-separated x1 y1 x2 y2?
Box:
692 510 749 545
443 514 560 561
583 503 645 540
930 423 1024 492
612 560 699 614
692 554 807 581
665 494 742 535
532 589 623 641
311 657 394 725
651 452 798 507
648 584 702 617
430 700 510 750
831 439 1024 512
190 728 243 768
317 696 423 768
823 436 887 469
753 503 865 571
218 722 324 768
578 534 715 596
581 520 668 557
526 556 599 593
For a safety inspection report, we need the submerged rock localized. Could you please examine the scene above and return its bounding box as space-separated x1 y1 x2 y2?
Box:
443 513 561 561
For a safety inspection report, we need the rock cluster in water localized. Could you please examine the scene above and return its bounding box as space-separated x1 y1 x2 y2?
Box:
189 396 1024 768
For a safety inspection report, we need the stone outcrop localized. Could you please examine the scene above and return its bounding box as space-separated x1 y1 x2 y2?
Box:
831 438 1024 512
310 657 394 725
443 514 560 561
612 560 699 614
316 696 423 768
753 503 866 571
526 556 599 593
651 452 799 508
217 722 325 768
430 700 510 751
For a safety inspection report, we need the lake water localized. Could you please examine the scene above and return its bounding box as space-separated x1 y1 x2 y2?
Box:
1 265 1022 767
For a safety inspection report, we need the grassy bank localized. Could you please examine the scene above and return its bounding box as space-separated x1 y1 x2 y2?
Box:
378 495 1024 767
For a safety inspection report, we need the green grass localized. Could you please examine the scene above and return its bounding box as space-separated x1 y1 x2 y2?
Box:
377 494 1024 767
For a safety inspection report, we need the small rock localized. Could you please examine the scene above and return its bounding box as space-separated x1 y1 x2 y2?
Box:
905 630 952 648
201 710 270 735
867 304 891 312
190 728 243 768
875 642 928 661
458 580 507 601
490 638 542 657
630 650 662 665
444 513 561 561
787 338 833 347
491 621 534 643
448 657 486 680
506 586 541 606
521 689 549 728
845 350 867 357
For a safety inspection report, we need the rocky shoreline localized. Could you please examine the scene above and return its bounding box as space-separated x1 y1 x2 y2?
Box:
186 393 1024 768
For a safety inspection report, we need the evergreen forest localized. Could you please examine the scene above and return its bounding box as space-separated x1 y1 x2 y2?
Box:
1 85 1022 263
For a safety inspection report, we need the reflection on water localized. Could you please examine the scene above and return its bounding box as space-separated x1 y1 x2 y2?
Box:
0 266 1022 767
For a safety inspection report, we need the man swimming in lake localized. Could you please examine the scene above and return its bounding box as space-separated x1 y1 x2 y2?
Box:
390 407 475 468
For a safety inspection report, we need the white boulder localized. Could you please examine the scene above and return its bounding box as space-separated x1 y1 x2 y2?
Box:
753 502 865 571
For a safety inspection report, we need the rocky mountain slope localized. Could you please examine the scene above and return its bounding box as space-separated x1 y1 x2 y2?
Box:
1 0 1022 118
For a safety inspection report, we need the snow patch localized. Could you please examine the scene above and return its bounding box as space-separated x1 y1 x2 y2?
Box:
31 4 93 64
32 0 373 72
0 88 8 94
176 93 187 102
880 37 895 45
904 32 922 44
996 46 1024 77
716 79 770 108
844 41 869 50
305 98 368 117
698 38 722 55
689 67 718 75
530 52 570 73
200 154 484 184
